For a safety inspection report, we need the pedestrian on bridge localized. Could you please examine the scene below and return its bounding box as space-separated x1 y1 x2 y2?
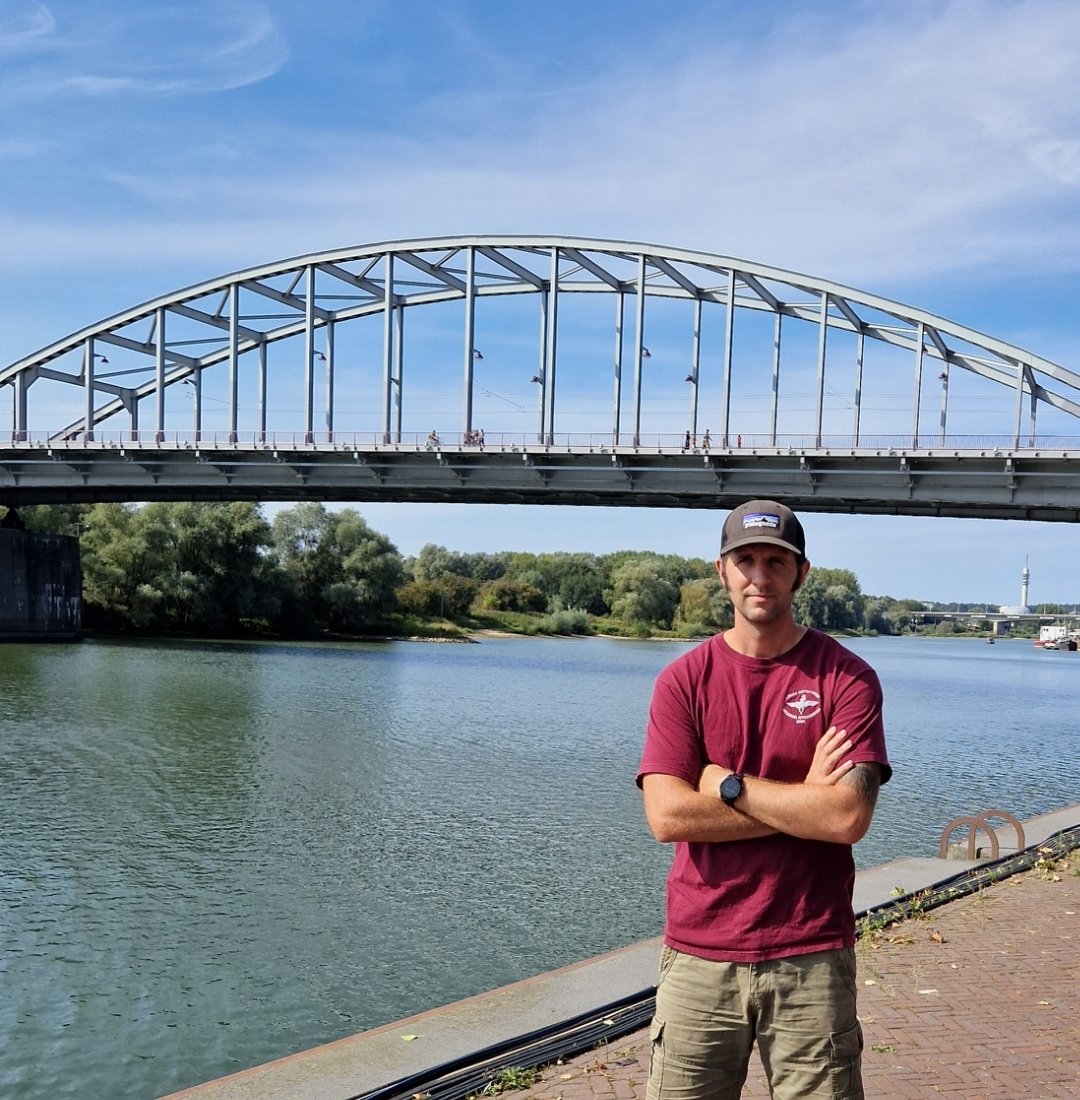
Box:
638 499 891 1100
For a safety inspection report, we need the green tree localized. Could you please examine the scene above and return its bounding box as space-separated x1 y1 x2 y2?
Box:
411 543 475 581
607 558 680 632
395 579 446 618
152 501 275 631
437 573 478 616
861 596 896 634
79 503 159 629
271 504 404 632
811 567 862 595
793 572 828 629
822 583 861 631
331 509 406 626
464 551 509 583
881 597 925 633
0 503 90 535
548 553 609 614
78 501 275 633
675 576 732 634
475 577 547 613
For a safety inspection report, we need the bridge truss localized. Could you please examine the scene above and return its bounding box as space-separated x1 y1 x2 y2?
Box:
2 236 1079 519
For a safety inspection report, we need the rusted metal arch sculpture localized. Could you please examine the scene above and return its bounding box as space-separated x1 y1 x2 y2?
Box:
939 808 1027 860
3 235 1080 446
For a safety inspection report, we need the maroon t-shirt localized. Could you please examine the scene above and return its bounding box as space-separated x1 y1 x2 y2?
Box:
637 629 890 962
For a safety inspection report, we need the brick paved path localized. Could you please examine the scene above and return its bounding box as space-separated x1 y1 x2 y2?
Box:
515 851 1078 1100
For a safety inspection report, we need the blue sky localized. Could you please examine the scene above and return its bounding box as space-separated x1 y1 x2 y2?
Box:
2 0 1080 604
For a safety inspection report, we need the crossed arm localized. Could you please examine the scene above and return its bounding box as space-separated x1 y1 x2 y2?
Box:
641 726 883 847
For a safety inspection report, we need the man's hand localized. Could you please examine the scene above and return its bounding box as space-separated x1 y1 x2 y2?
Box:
697 725 853 796
697 762 732 795
805 725 855 786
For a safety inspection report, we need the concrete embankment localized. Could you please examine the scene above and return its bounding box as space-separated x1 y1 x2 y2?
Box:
160 804 1079 1100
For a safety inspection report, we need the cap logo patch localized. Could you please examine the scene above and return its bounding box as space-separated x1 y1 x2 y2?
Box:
742 512 780 531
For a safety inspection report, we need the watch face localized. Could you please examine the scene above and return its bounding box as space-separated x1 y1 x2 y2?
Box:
721 774 742 804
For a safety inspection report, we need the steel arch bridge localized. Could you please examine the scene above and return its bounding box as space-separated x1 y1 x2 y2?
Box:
2 235 1080 520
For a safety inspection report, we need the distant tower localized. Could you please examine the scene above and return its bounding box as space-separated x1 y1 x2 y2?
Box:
1021 557 1030 609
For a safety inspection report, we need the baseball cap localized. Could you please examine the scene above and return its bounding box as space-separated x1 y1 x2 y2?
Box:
720 499 805 558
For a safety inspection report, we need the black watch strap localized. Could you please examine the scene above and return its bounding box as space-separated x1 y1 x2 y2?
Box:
719 772 745 807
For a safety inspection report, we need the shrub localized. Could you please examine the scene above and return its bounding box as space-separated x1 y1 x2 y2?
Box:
539 609 592 635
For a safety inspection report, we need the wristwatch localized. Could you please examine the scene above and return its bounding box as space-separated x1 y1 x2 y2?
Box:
719 772 745 807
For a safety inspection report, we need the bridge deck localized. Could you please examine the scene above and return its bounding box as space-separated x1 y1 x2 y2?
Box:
2 437 1078 520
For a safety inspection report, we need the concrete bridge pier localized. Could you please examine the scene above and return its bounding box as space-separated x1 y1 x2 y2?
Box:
0 516 82 639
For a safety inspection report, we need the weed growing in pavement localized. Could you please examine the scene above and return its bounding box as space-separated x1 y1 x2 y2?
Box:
904 889 933 920
1033 848 1066 881
857 912 894 941
473 1066 542 1096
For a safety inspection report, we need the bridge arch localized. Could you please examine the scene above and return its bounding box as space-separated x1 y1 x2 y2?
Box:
3 235 1080 448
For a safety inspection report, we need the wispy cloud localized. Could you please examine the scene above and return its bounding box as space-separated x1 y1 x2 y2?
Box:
4 2 1080 338
0 0 287 100
0 1 54 58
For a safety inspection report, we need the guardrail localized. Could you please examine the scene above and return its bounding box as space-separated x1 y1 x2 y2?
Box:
5 430 1080 452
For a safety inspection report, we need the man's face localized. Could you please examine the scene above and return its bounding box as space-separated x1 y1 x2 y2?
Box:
717 543 809 626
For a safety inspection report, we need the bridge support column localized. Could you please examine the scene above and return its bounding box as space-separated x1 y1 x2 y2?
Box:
0 526 81 639
631 254 645 447
611 293 623 447
543 247 558 445
13 369 28 442
463 247 477 435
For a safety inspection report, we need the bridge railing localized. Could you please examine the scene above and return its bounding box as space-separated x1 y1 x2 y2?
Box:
4 430 1080 453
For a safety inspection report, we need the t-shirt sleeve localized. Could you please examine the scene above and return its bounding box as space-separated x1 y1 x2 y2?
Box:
831 664 892 785
636 661 705 788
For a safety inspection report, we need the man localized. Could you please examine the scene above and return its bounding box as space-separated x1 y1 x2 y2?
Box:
637 499 891 1100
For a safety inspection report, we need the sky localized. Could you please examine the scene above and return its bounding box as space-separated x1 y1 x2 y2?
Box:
2 0 1079 605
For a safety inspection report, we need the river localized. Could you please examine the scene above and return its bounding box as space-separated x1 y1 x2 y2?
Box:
0 633 1077 1099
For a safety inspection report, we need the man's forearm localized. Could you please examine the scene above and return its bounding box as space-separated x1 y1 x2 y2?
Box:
642 772 778 843
734 773 872 845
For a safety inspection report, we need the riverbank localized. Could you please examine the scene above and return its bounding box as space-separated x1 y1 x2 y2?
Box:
52 619 1019 647
160 803 1079 1100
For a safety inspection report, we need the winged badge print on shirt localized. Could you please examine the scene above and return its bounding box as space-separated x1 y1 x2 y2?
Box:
783 688 822 723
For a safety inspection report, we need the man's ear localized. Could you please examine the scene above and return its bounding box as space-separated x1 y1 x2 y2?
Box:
716 558 727 589
792 558 811 592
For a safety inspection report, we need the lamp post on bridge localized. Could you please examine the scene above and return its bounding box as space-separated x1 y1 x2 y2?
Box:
82 350 108 443
530 373 544 443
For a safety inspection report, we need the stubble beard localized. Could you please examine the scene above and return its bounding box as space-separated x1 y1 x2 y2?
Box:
735 593 791 627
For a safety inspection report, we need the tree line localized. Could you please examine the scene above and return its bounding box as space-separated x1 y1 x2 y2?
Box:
5 502 931 639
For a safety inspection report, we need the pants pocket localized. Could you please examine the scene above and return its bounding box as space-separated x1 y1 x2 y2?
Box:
828 1020 864 1100
657 944 679 983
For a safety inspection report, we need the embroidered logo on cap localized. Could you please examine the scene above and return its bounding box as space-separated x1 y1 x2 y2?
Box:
742 512 781 531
